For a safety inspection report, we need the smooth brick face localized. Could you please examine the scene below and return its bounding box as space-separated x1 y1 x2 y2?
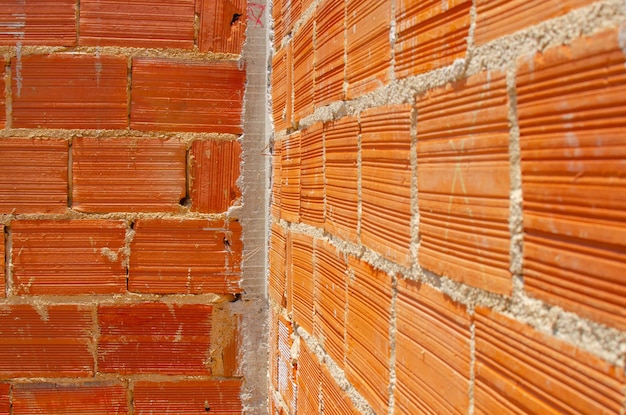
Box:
269 223 287 307
474 308 625 414
281 132 301 223
0 305 93 377
417 71 511 294
0 138 68 214
12 220 127 295
129 219 242 295
73 138 186 213
395 279 472 414
79 0 195 48
0 1 76 46
517 29 626 329
289 232 315 334
293 18 315 121
297 341 321 415
98 303 212 375
12 54 128 129
272 45 293 132
361 105 412 267
131 59 245 134
300 122 325 227
315 0 345 107
198 0 246 53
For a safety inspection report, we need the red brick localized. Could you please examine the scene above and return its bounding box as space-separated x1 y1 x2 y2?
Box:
346 257 391 415
269 310 280 393
296 340 321 415
277 315 297 412
272 0 284 49
289 232 315 334
0 226 3 298
0 1 76 46
395 280 472 414
0 138 68 214
321 363 360 415
131 59 245 134
300 122 325 227
475 308 625 414
134 379 242 414
0 384 8 414
129 219 242 295
12 220 127 295
98 303 212 375
0 60 4 127
361 105 412 266
198 0 246 54
12 382 128 415
315 0 345 107
293 18 315 121
346 0 391 98
12 54 128 129
281 132 301 223
269 222 287 307
417 71 511 294
517 29 626 329
324 117 359 243
279 0 302 41
395 0 472 78
271 139 283 219
73 137 186 213
272 45 293 132
79 0 194 48
212 308 241 377
0 304 93 377
190 140 242 213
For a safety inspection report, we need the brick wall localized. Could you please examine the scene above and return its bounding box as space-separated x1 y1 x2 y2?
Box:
269 0 626 413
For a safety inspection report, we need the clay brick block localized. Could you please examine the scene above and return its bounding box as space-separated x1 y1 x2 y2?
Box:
300 122 325 227
324 117 359 243
361 105 412 266
129 219 242 295
198 0 246 53
0 60 4 127
321 363 360 415
269 222 287 307
210 306 241 378
272 0 284 49
279 0 302 40
0 384 8 414
98 303 212 375
346 257 391 415
134 379 242 414
475 0 596 46
297 340 321 415
79 0 195 48
289 232 315 334
73 138 186 213
0 0 76 46
474 308 625 414
0 226 3 298
131 59 245 134
271 139 283 219
280 132 301 223
517 29 626 329
277 315 297 412
190 140 242 213
272 45 293 132
12 382 128 415
269 310 279 392
346 0 391 98
417 71 511 294
293 18 315 121
12 220 127 295
395 279 472 414
0 138 68 214
12 54 128 129
0 304 93 377
315 0 345 107
395 0 471 79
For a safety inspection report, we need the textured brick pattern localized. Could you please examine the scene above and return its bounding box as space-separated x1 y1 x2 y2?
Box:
269 223 287 307
281 133 302 223
272 46 292 132
300 122 325 227
321 364 360 415
198 0 246 53
0 1 76 46
290 233 315 334
293 18 315 121
315 0 345 107
297 341 321 415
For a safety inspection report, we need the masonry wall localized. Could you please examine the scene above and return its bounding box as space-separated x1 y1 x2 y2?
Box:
269 0 626 413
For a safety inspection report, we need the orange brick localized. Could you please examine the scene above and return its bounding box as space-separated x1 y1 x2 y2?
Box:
395 279 472 414
190 140 242 213
395 0 471 79
269 222 287 307
0 138 68 214
346 257 391 415
73 138 186 213
474 308 625 414
129 219 242 295
361 105 412 266
0 384 8 414
271 139 283 219
475 0 596 46
300 122 325 227
281 132 301 223
79 0 195 48
0 1 76 46
279 0 302 40
289 232 315 334
517 29 626 329
324 117 359 243
0 226 3 298
417 71 511 294
134 379 242 414
269 310 279 392
0 304 93 377
321 363 360 415
296 340 321 415
131 59 245 134
346 0 391 98
198 0 246 53
277 315 297 412
0 59 4 127
272 45 293 132
12 382 128 415
315 0 345 107
12 54 128 129
12 220 127 295
293 17 315 121
98 303 212 375
272 0 284 49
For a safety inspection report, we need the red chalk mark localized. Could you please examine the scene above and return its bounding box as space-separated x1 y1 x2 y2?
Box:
247 3 265 27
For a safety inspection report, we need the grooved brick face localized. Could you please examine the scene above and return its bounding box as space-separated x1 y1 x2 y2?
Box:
0 0 76 46
293 18 315 121
0 226 3 298
271 140 283 219
315 0 345 108
0 384 8 414
98 303 212 375
12 54 128 129
269 222 287 307
72 138 186 213
0 60 4 127
199 0 246 53
131 59 245 134
517 29 626 330
289 232 315 334
11 220 127 295
79 0 195 48
321 363 360 415
277 316 297 412
281 132 302 223
0 138 68 214
300 122 325 227
417 70 511 294
272 45 293 132
297 340 321 415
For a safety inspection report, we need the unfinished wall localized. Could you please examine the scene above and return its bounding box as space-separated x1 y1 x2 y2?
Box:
269 0 626 413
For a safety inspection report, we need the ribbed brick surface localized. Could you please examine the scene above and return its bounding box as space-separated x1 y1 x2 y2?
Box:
0 384 8 414
0 226 4 298
277 316 297 412
290 233 315 334
269 223 287 307
0 0 76 46
280 132 302 223
0 59 5 127
297 341 321 415
321 363 360 415
272 46 292 132
198 0 246 53
271 139 283 218
300 122 325 227
293 18 315 121
315 0 345 107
